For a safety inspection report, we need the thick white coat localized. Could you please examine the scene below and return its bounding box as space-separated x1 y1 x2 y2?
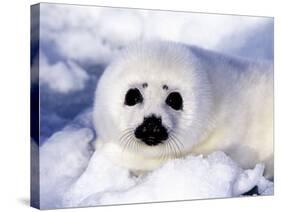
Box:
93 41 273 177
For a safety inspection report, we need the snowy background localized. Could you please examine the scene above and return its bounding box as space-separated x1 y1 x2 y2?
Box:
30 3 273 209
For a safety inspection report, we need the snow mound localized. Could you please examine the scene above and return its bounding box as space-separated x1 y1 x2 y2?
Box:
40 128 94 208
62 150 273 208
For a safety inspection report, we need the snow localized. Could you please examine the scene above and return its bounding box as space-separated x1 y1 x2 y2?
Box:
32 3 274 209
41 137 273 208
40 127 94 208
39 4 273 64
69 152 272 207
40 52 90 93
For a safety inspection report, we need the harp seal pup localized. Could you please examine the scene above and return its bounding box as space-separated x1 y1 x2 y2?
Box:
93 41 273 178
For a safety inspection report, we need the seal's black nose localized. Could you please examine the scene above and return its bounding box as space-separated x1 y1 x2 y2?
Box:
134 115 168 146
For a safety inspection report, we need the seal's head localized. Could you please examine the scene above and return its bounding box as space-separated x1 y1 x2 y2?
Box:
93 41 213 162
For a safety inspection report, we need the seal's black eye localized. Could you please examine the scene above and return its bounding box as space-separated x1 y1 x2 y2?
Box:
124 88 143 106
165 92 183 110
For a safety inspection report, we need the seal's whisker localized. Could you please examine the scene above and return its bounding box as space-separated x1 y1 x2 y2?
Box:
164 142 170 160
162 141 169 161
119 131 133 146
167 137 177 159
169 131 184 158
170 130 184 149
121 134 131 153
128 135 135 152
170 138 179 158
170 133 184 154
169 138 176 158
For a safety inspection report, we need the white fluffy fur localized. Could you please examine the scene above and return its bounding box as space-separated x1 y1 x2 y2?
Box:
93 41 273 177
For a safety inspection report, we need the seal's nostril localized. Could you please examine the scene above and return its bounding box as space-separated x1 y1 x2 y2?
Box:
153 127 160 133
143 127 147 133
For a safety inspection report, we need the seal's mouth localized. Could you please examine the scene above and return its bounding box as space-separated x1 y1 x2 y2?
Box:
142 136 163 146
134 115 169 146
